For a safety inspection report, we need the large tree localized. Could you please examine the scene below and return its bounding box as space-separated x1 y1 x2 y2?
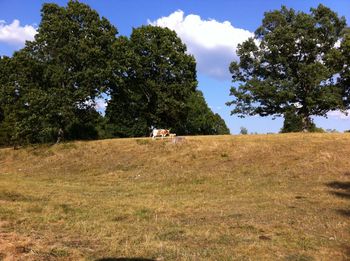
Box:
1 1 117 143
107 25 229 136
227 5 347 131
107 25 198 136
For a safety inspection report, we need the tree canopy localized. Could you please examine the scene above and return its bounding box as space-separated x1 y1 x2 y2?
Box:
106 25 228 137
227 5 347 131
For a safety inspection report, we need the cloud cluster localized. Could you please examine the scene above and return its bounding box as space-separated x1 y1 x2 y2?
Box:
0 19 37 46
328 110 350 120
149 10 253 80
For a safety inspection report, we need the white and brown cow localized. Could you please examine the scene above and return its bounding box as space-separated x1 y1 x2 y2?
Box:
150 129 170 139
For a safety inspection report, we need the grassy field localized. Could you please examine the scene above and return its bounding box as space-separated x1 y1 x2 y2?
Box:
0 133 349 260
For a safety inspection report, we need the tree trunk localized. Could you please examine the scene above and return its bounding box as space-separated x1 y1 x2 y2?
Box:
56 128 64 144
301 114 311 132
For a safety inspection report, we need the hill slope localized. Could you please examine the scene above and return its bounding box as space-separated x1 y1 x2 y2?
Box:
0 134 349 260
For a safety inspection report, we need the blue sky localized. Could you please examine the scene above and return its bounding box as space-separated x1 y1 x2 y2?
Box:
1 0 349 133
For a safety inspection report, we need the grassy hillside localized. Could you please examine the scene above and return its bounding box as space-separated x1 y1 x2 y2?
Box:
0 134 349 260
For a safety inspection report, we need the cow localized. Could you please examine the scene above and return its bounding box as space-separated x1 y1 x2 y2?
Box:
150 129 170 139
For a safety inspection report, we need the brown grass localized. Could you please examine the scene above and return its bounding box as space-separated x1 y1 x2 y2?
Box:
0 133 349 260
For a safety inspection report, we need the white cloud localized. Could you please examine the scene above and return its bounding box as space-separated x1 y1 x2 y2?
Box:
0 19 37 46
149 10 253 80
328 110 350 120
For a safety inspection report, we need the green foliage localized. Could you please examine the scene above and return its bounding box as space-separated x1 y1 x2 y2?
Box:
0 110 15 147
0 105 3 123
227 4 347 131
106 25 228 136
104 35 149 137
183 91 230 135
65 109 101 141
281 109 304 133
281 112 325 133
212 113 230 135
0 57 11 146
0 1 117 144
310 127 325 133
107 26 197 136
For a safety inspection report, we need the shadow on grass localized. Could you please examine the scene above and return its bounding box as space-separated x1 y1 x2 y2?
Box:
95 257 155 261
326 180 350 217
327 181 350 190
0 191 44 202
330 191 350 199
337 209 350 217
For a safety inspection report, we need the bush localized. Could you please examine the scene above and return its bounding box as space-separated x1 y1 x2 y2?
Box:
240 127 248 135
326 129 338 133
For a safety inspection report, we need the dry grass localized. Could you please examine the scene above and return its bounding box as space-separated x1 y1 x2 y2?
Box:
0 133 349 260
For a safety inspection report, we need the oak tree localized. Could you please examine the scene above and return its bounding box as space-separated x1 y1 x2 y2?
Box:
227 5 347 131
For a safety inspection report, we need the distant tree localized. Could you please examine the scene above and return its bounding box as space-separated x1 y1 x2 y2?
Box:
240 127 248 135
326 128 338 133
1 1 117 144
227 5 347 131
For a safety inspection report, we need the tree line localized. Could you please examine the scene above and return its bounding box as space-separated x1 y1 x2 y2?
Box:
1 2 349 146
0 1 229 146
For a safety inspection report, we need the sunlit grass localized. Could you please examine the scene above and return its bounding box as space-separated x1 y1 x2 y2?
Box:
0 133 349 260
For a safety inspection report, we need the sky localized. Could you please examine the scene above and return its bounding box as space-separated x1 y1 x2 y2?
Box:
1 0 350 133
